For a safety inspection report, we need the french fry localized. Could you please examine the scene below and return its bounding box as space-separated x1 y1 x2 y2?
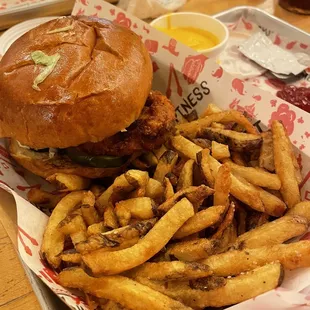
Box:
213 163 231 206
89 184 105 198
82 198 194 275
217 222 237 251
164 177 175 200
76 219 156 254
259 130 275 172
197 149 215 187
200 103 222 117
153 150 178 183
211 122 225 129
231 152 247 166
232 215 308 249
202 240 310 276
124 170 149 191
209 155 286 216
272 120 300 208
142 152 158 167
115 197 156 226
96 173 136 211
105 300 127 310
211 141 230 160
81 204 100 226
27 188 66 209
58 268 191 310
58 213 87 245
246 211 269 231
128 261 212 281
173 205 226 239
60 249 82 264
191 138 212 149
40 191 88 268
104 205 119 230
136 263 283 308
87 222 108 236
225 161 281 190
166 238 219 261
212 203 235 240
208 155 264 213
289 141 302 185
157 185 214 214
201 128 262 152
177 159 194 191
145 178 164 201
235 202 247 236
170 135 202 162
189 276 226 291
176 110 258 137
287 201 310 222
46 173 91 192
153 145 168 160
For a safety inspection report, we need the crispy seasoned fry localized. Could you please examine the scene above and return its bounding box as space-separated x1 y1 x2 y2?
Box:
58 268 191 310
202 241 310 276
233 215 308 249
145 178 164 201
231 152 247 166
176 110 258 137
104 205 119 230
115 197 156 226
211 141 230 160
174 205 226 239
153 150 178 183
82 198 194 275
104 300 127 310
211 122 225 129
164 177 175 200
259 131 275 172
142 152 158 167
225 161 281 190
289 142 302 185
87 222 108 236
58 213 87 245
27 188 66 209
177 159 194 191
201 128 262 152
197 149 215 187
170 135 203 162
246 211 269 231
235 203 247 236
128 261 212 281
208 155 264 213
287 201 310 222
157 185 214 214
200 103 223 117
214 163 231 206
60 249 82 264
76 219 156 254
272 120 300 208
166 238 219 261
217 222 237 251
124 170 149 190
40 191 88 268
89 184 105 199
46 173 91 192
80 195 100 226
153 145 168 160
189 276 226 291
212 203 235 240
136 263 283 308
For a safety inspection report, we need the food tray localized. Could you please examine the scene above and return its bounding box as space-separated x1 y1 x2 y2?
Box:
1 5 310 310
0 0 75 31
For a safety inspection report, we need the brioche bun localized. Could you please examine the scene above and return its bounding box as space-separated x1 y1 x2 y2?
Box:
0 16 152 149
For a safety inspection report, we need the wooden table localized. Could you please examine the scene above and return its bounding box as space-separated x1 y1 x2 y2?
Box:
0 1 309 309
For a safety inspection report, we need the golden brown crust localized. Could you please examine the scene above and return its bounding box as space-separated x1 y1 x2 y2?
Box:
9 139 131 179
0 16 152 149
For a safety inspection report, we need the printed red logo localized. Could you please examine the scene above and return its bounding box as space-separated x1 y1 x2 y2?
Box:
182 55 208 85
300 43 308 49
76 8 85 16
152 61 159 73
80 0 88 5
241 18 252 30
232 78 245 95
252 95 261 101
269 103 296 135
274 34 281 45
18 226 38 256
114 12 132 29
17 184 41 192
229 98 241 109
94 5 101 10
211 67 223 79
163 39 179 57
144 39 159 55
286 41 297 50
166 63 183 99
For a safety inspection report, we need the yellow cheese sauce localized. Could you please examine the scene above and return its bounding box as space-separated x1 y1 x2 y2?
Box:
155 26 219 51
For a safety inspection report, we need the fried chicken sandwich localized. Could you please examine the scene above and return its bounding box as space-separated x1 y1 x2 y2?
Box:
0 16 175 178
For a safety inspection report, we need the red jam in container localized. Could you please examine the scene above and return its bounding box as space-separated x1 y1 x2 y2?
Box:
277 85 310 113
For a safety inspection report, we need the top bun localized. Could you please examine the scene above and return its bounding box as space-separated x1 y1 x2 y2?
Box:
0 16 153 149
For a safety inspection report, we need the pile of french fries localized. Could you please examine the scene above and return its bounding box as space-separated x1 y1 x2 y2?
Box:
28 104 310 310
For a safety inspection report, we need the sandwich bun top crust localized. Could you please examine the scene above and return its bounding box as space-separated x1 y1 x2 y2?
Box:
0 16 153 149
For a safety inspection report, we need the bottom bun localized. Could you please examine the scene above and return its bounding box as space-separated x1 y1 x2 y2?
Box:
9 139 131 179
